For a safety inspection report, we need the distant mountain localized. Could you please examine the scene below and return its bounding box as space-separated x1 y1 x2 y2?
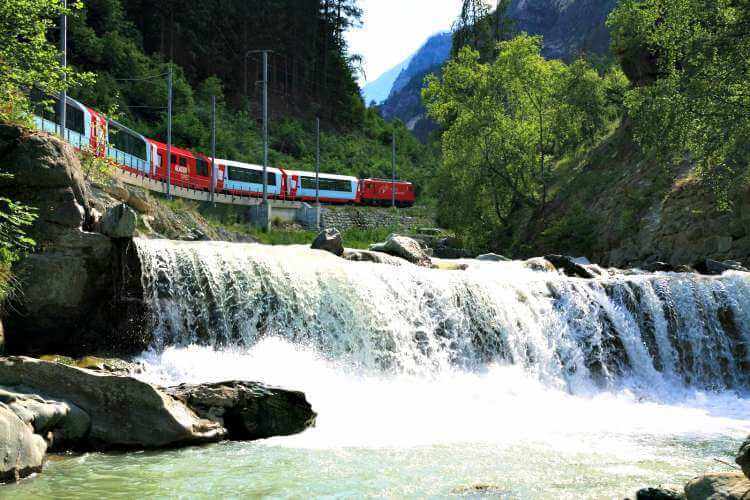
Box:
380 32 452 141
381 0 618 142
361 57 412 106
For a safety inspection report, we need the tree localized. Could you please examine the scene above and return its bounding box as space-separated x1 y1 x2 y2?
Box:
608 0 750 203
423 35 617 250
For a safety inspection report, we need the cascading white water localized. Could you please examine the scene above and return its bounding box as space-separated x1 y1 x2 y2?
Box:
9 238 750 498
134 238 750 394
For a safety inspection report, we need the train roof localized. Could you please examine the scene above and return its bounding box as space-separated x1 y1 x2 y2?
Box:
108 119 147 142
362 178 413 185
285 170 358 182
217 159 283 175
148 139 205 158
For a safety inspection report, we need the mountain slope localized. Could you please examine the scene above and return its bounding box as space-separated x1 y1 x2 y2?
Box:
382 0 618 141
362 57 412 106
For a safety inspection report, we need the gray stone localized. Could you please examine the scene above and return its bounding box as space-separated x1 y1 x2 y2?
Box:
0 357 224 449
684 472 750 500
0 386 89 451
636 487 684 500
524 257 556 273
0 404 46 483
369 234 432 267
737 436 750 479
477 253 511 262
166 381 317 441
693 259 749 276
311 228 344 257
544 254 598 279
342 249 406 266
100 203 137 238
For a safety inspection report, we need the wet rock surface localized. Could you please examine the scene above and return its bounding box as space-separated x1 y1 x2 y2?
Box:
370 234 432 267
684 472 750 500
311 228 344 256
167 381 317 441
0 404 46 483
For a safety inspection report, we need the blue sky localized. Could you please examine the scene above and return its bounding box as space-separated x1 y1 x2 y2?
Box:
345 0 463 84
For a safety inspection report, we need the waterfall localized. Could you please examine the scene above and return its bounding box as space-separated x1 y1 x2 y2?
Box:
134 238 750 393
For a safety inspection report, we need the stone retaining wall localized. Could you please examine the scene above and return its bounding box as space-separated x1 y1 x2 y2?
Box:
320 205 434 232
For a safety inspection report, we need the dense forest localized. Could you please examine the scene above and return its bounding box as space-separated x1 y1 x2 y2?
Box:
423 0 750 257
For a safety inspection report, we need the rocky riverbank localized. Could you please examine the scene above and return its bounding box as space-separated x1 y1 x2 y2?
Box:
0 356 316 483
635 436 750 499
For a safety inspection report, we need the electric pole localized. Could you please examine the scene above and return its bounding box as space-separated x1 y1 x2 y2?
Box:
316 116 321 229
59 0 67 139
210 95 217 204
262 50 269 205
391 131 396 208
166 65 173 199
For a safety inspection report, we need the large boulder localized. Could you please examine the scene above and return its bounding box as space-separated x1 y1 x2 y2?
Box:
311 228 344 257
370 234 432 267
544 254 597 279
166 381 317 441
100 203 137 238
693 259 749 276
684 472 750 500
0 386 90 451
0 357 224 449
737 436 750 479
1 125 144 356
0 404 46 483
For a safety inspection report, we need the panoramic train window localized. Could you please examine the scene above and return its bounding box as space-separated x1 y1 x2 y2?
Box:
227 166 277 186
29 92 84 135
109 124 147 160
300 176 352 192
196 158 209 177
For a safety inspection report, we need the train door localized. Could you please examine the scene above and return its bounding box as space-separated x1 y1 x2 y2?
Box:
288 174 300 200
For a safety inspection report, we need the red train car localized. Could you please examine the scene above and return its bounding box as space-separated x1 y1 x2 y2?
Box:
149 140 224 192
359 178 416 207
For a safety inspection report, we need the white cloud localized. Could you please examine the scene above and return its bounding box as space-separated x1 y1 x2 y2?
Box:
346 0 463 84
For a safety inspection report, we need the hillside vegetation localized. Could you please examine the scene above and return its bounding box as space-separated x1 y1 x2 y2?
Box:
422 0 750 266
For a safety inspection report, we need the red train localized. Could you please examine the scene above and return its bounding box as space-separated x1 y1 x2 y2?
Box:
33 95 416 207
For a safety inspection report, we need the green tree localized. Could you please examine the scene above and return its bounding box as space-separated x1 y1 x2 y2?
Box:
608 0 750 203
424 35 617 250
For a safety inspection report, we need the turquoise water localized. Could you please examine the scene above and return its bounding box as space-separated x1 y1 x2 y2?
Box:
5 341 749 499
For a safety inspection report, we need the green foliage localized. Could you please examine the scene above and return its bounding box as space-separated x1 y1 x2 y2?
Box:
79 148 115 184
0 175 37 301
423 36 621 251
608 0 750 204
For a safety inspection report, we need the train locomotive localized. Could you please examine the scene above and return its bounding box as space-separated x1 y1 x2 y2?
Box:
32 95 416 207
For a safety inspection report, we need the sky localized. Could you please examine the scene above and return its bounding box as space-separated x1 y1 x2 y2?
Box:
345 0 464 84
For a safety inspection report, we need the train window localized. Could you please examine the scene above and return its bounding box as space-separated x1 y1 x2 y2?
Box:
300 177 352 192
109 123 147 160
227 166 277 186
196 158 209 177
179 157 187 167
65 104 85 135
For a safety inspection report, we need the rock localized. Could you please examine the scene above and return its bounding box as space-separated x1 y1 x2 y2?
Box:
693 259 749 276
684 472 750 500
636 487 685 499
311 228 344 257
523 257 556 273
737 436 750 479
370 234 432 267
451 484 511 496
0 386 89 451
544 254 598 279
166 381 317 441
0 404 46 483
1 125 143 357
100 203 137 238
642 262 694 273
342 249 405 266
0 357 224 449
477 253 511 262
